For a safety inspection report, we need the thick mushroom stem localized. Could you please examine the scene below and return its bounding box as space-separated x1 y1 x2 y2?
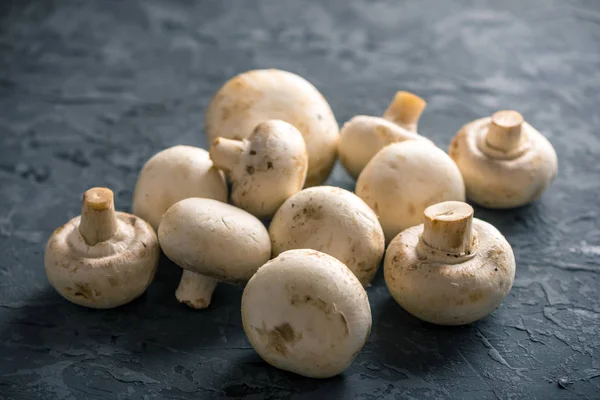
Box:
486 110 523 153
210 137 247 171
175 270 218 309
421 201 474 255
383 91 427 132
79 187 119 246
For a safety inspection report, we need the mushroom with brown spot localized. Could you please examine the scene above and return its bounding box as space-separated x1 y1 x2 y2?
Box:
158 198 271 309
449 110 558 208
242 249 372 378
269 186 385 286
45 188 160 308
210 119 308 219
205 69 339 187
338 91 432 179
132 145 227 231
384 201 516 325
356 140 465 243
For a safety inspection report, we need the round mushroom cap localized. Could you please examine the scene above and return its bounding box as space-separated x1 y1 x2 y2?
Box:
158 198 271 283
356 141 465 242
226 120 308 218
132 145 228 231
449 115 558 208
269 186 385 286
384 218 515 325
205 69 339 187
338 116 432 179
45 213 159 309
242 249 372 378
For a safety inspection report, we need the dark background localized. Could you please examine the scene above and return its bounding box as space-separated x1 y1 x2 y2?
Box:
1 0 599 399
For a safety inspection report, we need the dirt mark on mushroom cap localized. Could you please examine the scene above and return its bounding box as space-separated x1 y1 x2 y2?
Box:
255 322 302 356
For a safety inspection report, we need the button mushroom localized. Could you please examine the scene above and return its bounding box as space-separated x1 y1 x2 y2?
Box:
339 91 432 179
209 119 308 219
356 140 465 243
269 186 385 286
132 145 227 231
449 110 558 208
205 69 339 187
44 188 160 308
158 198 270 309
242 249 372 378
384 201 515 325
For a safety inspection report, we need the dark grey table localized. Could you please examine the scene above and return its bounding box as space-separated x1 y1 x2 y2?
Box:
1 1 599 399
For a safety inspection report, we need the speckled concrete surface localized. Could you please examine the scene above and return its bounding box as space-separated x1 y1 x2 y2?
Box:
0 0 599 399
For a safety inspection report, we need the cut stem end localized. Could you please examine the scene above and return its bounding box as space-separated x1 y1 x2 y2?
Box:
486 110 523 153
79 187 118 246
383 91 427 131
175 270 218 309
209 137 247 171
421 201 474 255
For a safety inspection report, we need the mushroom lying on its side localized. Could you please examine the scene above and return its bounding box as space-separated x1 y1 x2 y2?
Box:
384 201 515 325
449 110 558 208
269 186 385 286
132 145 227 231
339 91 431 179
205 69 339 187
210 119 308 219
242 249 372 378
45 188 159 308
356 140 465 243
158 198 271 309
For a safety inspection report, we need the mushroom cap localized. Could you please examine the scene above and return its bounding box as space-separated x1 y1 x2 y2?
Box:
132 145 228 231
449 115 558 208
242 249 372 378
356 141 465 242
338 116 432 179
269 186 385 286
44 212 159 309
205 69 339 187
384 218 515 325
226 120 308 218
158 198 270 283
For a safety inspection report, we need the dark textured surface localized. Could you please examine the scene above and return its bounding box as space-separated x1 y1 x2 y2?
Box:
1 0 599 399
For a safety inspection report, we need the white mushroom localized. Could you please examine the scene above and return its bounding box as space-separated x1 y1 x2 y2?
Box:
339 91 432 179
449 110 558 208
205 69 339 187
210 119 308 219
132 145 227 231
356 140 465 243
242 249 372 378
269 186 385 286
384 201 515 325
45 188 159 309
158 198 270 309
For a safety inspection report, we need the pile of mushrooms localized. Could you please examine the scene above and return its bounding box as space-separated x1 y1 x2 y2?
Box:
44 68 558 379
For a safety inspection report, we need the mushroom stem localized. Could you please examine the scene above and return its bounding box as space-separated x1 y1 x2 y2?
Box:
383 91 427 132
485 110 523 153
210 137 247 172
421 201 474 255
175 270 218 309
79 187 119 246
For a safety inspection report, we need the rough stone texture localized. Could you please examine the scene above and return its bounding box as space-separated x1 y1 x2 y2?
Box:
0 0 599 399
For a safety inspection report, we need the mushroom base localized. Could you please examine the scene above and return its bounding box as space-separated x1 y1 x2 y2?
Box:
175 270 218 309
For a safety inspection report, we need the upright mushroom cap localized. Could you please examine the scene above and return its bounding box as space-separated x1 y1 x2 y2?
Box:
356 140 465 243
132 145 227 231
449 110 558 208
384 201 516 325
242 249 372 378
158 198 271 308
338 91 432 179
269 186 385 286
205 69 339 187
210 119 308 219
45 188 159 309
